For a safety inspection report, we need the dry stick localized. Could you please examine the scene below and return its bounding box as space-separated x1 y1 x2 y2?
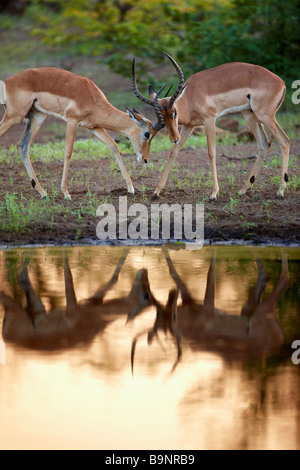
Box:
219 153 258 160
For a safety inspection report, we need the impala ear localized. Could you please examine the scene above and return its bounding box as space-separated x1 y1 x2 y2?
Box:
173 84 188 104
126 107 148 128
148 85 157 101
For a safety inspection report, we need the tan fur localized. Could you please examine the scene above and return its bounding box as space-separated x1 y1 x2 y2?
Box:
166 249 288 360
1 249 156 351
1 67 158 199
153 62 290 199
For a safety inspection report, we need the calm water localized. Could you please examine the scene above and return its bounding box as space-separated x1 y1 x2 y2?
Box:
0 245 299 450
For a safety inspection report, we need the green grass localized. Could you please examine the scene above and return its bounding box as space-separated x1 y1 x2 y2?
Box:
0 130 243 165
277 112 300 140
0 185 109 234
0 137 129 165
234 111 300 140
0 10 299 238
0 131 235 234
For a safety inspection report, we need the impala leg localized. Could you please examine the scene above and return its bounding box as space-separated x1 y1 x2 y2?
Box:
0 113 22 138
203 119 219 200
61 120 79 200
63 258 77 310
163 248 193 303
202 253 216 316
259 116 290 198
152 125 193 199
249 253 288 344
89 248 130 303
93 127 135 197
239 110 270 195
18 111 48 199
18 264 47 327
255 253 289 316
241 259 268 317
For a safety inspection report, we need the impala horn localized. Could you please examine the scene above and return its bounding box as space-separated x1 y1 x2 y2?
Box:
132 58 166 130
163 52 185 109
131 53 185 129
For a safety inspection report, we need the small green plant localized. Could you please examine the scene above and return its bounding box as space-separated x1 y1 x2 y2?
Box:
261 200 272 223
289 174 300 190
229 196 239 213
227 173 236 188
239 215 258 229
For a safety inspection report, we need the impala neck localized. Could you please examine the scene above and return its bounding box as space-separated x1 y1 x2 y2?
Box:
174 92 191 126
97 102 135 137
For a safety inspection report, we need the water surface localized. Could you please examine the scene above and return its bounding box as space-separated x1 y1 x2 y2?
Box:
0 245 299 450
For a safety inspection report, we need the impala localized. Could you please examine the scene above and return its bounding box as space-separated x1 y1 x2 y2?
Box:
0 67 165 200
133 56 290 200
163 248 289 360
131 288 182 375
0 248 156 352
131 248 289 369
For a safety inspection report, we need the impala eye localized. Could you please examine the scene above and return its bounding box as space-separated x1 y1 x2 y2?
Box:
144 131 150 140
173 109 178 119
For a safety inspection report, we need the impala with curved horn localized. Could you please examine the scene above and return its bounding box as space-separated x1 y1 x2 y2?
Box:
0 67 160 200
135 56 290 200
132 52 186 146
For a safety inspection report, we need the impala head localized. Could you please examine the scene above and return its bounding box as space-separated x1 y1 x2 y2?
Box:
132 52 186 147
126 268 155 321
131 288 182 376
126 108 159 164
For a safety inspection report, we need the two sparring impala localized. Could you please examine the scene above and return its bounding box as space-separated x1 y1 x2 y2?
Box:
133 53 291 200
0 66 167 200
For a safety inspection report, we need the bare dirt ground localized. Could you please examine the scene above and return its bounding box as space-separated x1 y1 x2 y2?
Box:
0 116 299 247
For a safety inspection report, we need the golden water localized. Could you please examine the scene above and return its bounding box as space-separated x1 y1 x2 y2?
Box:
0 245 299 450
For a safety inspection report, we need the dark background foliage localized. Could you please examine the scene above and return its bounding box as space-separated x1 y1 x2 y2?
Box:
1 0 299 85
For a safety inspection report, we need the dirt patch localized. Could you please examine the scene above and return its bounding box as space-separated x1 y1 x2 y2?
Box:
0 121 299 246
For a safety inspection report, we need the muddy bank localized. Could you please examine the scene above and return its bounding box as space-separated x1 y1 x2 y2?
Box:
0 137 299 247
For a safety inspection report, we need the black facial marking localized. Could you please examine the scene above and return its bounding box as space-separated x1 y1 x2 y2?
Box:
250 175 255 184
31 179 36 188
284 173 289 183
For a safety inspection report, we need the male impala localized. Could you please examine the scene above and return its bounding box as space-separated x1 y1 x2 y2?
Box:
131 248 289 369
0 67 165 200
133 55 290 200
131 288 182 375
162 248 289 360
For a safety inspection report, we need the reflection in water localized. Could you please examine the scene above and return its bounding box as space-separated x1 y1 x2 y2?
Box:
0 246 299 450
1 248 155 352
132 248 289 371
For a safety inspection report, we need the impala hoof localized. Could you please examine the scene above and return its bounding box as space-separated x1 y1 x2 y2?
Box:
209 196 217 202
238 189 247 196
129 192 135 200
276 192 284 200
41 196 47 201
151 193 159 201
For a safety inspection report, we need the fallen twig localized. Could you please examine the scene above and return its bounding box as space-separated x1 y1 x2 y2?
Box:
219 153 258 160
